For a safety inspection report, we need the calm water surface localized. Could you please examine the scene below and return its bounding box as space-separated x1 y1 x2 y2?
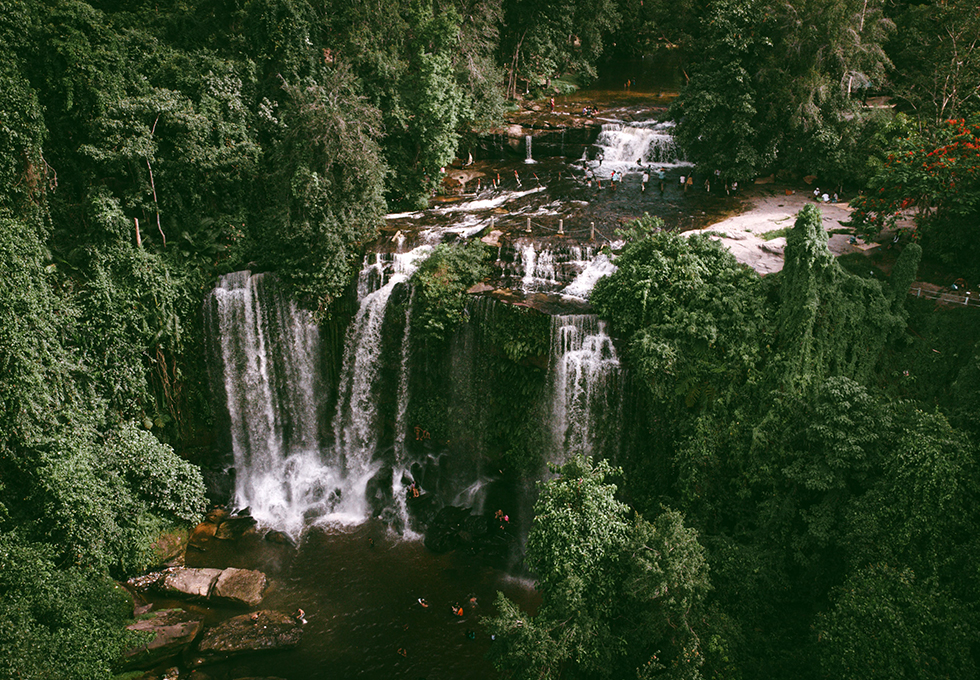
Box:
185 521 539 679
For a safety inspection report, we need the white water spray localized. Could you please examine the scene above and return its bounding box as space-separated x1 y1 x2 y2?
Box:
594 121 687 171
207 272 331 537
548 315 621 463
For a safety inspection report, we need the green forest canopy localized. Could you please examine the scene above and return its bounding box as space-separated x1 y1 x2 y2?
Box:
1 0 978 677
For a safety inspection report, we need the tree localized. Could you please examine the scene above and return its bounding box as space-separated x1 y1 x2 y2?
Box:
671 0 894 184
591 226 770 408
252 65 388 308
777 204 905 388
499 0 620 98
848 115 980 280
486 456 710 679
887 0 980 127
816 565 976 680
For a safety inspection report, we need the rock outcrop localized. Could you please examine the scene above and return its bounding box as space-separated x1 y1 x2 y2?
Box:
163 568 223 600
121 608 203 670
130 567 268 607
212 567 268 607
189 610 304 667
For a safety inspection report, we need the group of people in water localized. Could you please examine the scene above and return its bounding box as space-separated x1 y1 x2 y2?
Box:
415 596 477 619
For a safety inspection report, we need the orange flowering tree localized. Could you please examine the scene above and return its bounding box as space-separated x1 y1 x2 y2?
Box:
849 115 980 276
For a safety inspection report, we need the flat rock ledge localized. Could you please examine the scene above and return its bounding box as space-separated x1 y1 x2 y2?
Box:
121 608 203 671
189 610 304 667
128 566 268 607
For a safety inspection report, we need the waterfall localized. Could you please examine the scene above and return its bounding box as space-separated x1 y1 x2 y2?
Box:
548 315 621 463
509 242 605 294
594 121 685 170
330 274 406 521
561 253 618 300
206 272 331 536
525 134 536 164
391 288 417 535
519 243 558 291
207 245 433 536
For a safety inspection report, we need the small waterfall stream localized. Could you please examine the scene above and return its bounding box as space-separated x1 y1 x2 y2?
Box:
524 134 535 164
329 274 406 520
548 315 622 463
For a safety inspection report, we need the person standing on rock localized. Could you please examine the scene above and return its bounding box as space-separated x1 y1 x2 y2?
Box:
658 168 666 193
641 170 649 192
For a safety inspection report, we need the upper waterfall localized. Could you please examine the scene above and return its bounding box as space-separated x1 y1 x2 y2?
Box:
593 120 687 170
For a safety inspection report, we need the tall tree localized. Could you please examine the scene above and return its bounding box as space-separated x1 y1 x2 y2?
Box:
486 456 710 679
887 0 980 126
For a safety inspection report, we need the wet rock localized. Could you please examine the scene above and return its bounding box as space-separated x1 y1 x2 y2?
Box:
264 530 295 547
162 567 223 599
188 520 217 551
206 507 230 524
424 506 474 554
121 608 203 670
190 610 304 666
467 281 496 294
212 568 268 607
215 515 258 540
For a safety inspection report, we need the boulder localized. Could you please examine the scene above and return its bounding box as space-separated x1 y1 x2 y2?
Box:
121 608 203 670
162 567 223 600
190 610 304 666
215 515 258 540
263 530 295 547
212 568 268 607
188 520 217 551
467 281 496 294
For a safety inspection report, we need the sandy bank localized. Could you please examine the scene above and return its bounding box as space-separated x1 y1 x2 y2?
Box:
684 184 861 275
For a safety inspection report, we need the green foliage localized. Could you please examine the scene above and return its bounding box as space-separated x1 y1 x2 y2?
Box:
253 66 387 307
499 0 621 98
592 228 770 407
848 115 980 281
410 240 492 344
0 52 46 212
777 204 905 388
0 533 135 680
104 422 207 524
817 565 976 679
487 456 709 679
479 302 551 364
671 0 894 184
887 0 980 126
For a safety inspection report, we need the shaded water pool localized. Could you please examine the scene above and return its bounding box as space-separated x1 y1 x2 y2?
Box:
184 521 538 679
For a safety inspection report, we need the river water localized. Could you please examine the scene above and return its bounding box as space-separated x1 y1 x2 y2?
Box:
185 521 538 679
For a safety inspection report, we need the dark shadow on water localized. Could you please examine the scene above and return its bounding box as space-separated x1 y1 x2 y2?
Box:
184 521 538 679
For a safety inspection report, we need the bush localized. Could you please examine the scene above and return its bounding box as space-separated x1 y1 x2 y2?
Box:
410 240 492 344
103 422 206 524
0 533 135 680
